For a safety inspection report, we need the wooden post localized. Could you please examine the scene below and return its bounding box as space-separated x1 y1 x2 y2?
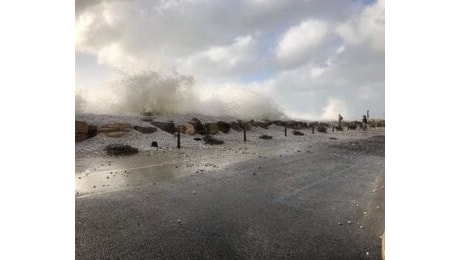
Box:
243 127 247 142
177 129 181 149
332 126 335 132
285 127 287 137
312 126 315 134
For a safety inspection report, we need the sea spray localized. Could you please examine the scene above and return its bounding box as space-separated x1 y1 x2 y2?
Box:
76 70 286 120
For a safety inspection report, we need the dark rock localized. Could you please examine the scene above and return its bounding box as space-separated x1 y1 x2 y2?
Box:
230 121 242 131
259 135 273 140
88 124 98 138
151 121 176 134
292 130 304 136
193 137 202 141
151 141 158 148
105 144 138 156
204 123 219 134
217 121 230 133
76 121 88 134
318 126 327 133
75 121 89 142
203 135 224 145
134 126 157 134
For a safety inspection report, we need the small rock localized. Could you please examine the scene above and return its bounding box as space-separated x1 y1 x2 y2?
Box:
253 172 256 176
175 166 178 168
360 225 364 229
78 177 81 179
366 252 369 256
171 185 174 188
192 191 196 195
93 185 96 188
372 189 377 193
106 176 109 179
363 212 367 215
376 206 380 209
381 186 385 189
177 219 181 223
338 222 343 225
347 220 352 224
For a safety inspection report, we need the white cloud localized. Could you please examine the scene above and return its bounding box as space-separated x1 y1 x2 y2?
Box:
276 20 329 69
180 35 260 80
337 0 385 51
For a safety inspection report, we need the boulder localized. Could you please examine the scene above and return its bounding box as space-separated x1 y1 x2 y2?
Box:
151 121 176 134
203 135 224 145
292 130 304 136
230 121 242 131
75 121 88 142
176 123 195 135
88 124 98 138
189 118 207 135
318 126 327 133
105 144 138 156
217 121 230 133
76 121 88 134
98 123 133 138
204 122 219 134
259 135 273 140
134 126 157 134
238 120 252 130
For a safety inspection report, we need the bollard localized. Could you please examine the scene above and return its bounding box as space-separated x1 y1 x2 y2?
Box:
177 129 181 149
285 127 287 137
312 126 315 134
244 127 247 142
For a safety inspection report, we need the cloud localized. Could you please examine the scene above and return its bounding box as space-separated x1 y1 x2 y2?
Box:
337 0 385 51
276 20 329 69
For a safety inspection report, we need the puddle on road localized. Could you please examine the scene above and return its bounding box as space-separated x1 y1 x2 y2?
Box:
75 142 320 198
75 161 203 197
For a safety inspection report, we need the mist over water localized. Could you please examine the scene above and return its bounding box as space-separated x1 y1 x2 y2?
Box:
76 71 286 120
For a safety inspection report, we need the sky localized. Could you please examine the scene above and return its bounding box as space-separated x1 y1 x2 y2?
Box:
75 0 384 120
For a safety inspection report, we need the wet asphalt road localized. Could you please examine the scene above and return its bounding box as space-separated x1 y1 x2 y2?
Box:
76 135 385 259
